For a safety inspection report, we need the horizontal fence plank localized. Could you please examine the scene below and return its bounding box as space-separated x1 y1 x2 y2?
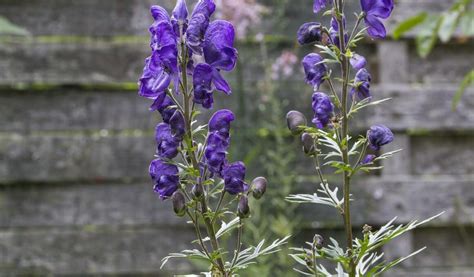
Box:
1 177 472 229
0 226 195 276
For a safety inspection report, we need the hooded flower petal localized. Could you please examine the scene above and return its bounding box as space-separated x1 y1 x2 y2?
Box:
312 92 334 129
155 123 181 159
139 54 172 99
150 5 171 23
193 63 214 108
297 22 322 45
149 159 179 199
205 132 229 175
302 53 327 89
169 110 185 139
172 0 189 35
150 95 176 123
350 54 367 70
367 124 394 150
209 109 235 137
351 68 372 100
222 161 248 194
313 0 328 13
186 0 216 54
361 0 394 39
203 20 238 71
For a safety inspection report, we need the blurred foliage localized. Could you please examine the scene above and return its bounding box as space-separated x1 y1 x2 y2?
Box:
0 16 29 36
393 0 473 109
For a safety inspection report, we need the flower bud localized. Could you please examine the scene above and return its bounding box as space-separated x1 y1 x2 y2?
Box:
237 195 250 218
313 234 324 250
286 110 307 135
191 184 203 199
251 177 267 200
172 191 186 217
301 133 316 155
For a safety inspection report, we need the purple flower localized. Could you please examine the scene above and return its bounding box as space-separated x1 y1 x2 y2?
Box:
297 22 322 45
149 159 180 199
367 124 394 150
172 0 189 35
186 0 216 54
155 123 181 159
312 92 334 129
150 5 171 24
169 110 185 139
222 161 249 195
361 154 376 164
193 63 215 108
330 16 348 49
150 95 176 123
205 132 229 175
209 109 235 137
139 48 178 99
313 0 328 13
351 68 372 100
361 0 394 39
350 54 367 70
302 53 327 89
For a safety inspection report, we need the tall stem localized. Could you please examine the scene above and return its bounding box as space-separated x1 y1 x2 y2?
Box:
335 0 355 275
180 40 226 275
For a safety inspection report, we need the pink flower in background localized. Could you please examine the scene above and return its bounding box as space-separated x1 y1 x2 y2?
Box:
271 50 298 80
215 0 268 39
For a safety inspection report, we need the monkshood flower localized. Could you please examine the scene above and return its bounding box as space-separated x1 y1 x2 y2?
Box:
312 92 334 129
297 22 322 45
361 154 376 165
209 109 235 137
172 0 188 35
302 53 327 89
205 132 230 175
350 54 367 70
186 0 216 54
193 20 238 108
149 158 180 199
139 48 178 99
367 124 394 150
155 123 181 159
150 95 176 123
361 0 395 39
222 161 249 194
313 0 328 13
351 68 372 100
330 16 348 49
169 110 186 139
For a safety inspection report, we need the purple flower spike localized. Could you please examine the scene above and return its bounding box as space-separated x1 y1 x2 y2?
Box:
205 132 229 175
368 124 394 150
312 92 334 129
313 0 328 13
186 0 216 54
169 110 186 139
351 68 372 100
361 0 395 39
193 63 214 108
302 53 327 89
350 54 367 70
297 22 322 45
155 123 181 159
149 159 180 200
361 154 376 165
222 161 249 195
209 109 235 137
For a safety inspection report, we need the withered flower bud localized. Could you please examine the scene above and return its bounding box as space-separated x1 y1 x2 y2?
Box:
172 191 186 217
286 110 307 135
301 132 316 155
237 195 250 218
251 177 267 200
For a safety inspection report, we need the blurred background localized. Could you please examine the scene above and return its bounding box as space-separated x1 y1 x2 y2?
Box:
0 0 473 276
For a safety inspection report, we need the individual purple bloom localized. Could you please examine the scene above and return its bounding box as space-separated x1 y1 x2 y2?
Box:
209 109 235 137
361 154 376 165
155 123 181 159
313 0 328 13
350 54 367 70
330 16 348 49
149 159 180 199
361 0 395 39
193 63 214 108
302 53 327 89
351 68 372 100
297 22 322 45
222 161 249 195
172 0 189 35
367 124 394 150
150 5 171 23
312 92 334 129
186 0 216 54
205 132 230 175
169 110 185 139
150 95 176 123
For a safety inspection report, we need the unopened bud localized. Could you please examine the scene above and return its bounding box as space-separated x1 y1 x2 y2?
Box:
301 133 316 155
172 191 186 217
237 195 250 218
251 177 267 200
313 234 324 250
286 110 307 135
191 184 203 199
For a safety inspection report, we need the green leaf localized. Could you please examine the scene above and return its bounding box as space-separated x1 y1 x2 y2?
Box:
415 15 442 58
438 10 461 42
0 16 30 36
392 12 427 39
459 11 474 36
452 70 474 110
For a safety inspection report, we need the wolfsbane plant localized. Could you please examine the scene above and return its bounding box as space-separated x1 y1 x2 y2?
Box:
137 0 288 275
286 0 442 276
